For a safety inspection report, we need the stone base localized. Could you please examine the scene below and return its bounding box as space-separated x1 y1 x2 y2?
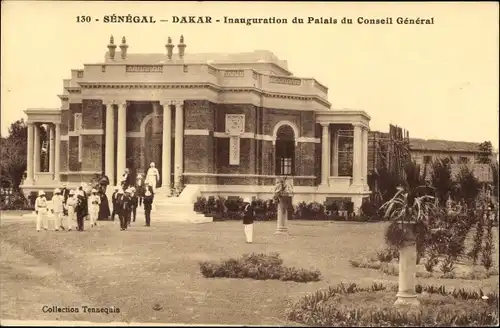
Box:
394 292 420 307
274 227 288 235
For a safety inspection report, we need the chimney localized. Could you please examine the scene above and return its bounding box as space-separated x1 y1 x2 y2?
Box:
166 37 174 60
119 36 128 59
177 35 186 59
107 35 117 60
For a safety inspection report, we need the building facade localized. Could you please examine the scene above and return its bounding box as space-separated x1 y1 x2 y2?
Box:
21 36 371 209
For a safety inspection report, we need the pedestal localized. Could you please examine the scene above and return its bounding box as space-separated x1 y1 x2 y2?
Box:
275 199 288 234
394 242 420 307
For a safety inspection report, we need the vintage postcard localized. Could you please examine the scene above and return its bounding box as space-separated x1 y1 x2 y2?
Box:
1 1 498 327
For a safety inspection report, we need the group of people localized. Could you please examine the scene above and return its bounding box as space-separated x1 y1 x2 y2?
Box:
34 162 160 232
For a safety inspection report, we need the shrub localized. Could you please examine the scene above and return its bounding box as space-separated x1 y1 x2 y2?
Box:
469 216 484 264
481 215 495 270
286 282 499 327
193 196 207 213
199 252 321 283
376 247 399 263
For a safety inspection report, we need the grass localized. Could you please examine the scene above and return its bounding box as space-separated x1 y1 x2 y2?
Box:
1 219 499 325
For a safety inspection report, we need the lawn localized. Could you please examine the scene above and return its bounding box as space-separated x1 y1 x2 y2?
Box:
0 218 498 325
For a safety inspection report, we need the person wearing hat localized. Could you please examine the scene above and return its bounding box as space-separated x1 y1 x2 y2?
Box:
78 183 89 222
110 186 120 221
145 162 160 193
60 182 70 216
64 189 77 231
143 187 154 227
51 188 65 231
88 188 101 227
35 190 49 232
117 188 132 230
242 197 255 243
124 188 134 227
129 187 139 223
135 173 145 207
75 190 87 231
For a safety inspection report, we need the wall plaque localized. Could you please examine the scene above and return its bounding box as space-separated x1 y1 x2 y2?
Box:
225 114 245 166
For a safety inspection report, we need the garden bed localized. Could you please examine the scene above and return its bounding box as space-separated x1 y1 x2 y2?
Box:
199 252 321 283
286 282 499 326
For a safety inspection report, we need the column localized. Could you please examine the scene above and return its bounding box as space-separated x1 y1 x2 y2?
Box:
105 102 115 186
26 123 34 183
34 124 41 173
352 124 363 185
54 123 61 181
49 124 55 173
161 102 172 189
331 128 339 176
174 100 184 187
116 102 127 183
362 127 369 184
320 123 330 186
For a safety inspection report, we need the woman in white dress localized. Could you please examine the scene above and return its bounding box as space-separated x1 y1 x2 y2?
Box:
145 162 160 193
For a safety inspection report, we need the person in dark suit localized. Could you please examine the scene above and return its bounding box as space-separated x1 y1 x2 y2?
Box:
110 186 119 221
242 197 255 243
130 187 138 223
115 189 128 231
75 190 87 231
135 174 145 207
143 188 154 227
77 184 89 222
60 183 70 216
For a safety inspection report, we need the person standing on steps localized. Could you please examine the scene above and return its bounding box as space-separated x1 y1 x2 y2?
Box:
242 197 255 244
145 162 160 194
35 190 49 232
51 188 65 231
143 188 154 227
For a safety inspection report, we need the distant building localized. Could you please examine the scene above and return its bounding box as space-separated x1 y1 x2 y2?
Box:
368 131 496 182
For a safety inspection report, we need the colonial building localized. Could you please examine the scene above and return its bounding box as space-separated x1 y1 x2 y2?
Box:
21 36 371 211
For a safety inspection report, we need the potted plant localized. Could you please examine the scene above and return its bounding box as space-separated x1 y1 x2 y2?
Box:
273 176 293 234
380 186 436 308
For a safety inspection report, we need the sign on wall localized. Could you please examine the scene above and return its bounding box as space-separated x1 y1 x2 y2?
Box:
225 114 245 165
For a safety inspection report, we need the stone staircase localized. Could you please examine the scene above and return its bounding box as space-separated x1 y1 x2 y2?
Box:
148 184 212 224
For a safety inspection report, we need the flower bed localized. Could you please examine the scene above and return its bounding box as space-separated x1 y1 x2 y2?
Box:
199 252 321 283
286 282 499 326
193 196 383 222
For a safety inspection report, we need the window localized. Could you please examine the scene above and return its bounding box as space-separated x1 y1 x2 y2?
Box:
280 157 293 175
74 113 82 132
337 129 353 177
459 156 469 164
423 155 432 164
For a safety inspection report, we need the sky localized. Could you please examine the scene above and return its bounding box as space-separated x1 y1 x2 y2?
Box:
1 1 498 150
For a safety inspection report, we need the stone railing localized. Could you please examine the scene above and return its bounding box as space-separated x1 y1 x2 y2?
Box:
208 66 217 76
125 65 163 73
223 70 245 77
269 76 302 86
314 81 328 93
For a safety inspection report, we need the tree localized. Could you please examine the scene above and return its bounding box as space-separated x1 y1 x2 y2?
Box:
456 165 481 206
477 141 493 164
0 119 48 189
431 158 453 206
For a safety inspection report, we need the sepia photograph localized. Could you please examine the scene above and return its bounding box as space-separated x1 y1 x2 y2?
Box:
0 1 498 326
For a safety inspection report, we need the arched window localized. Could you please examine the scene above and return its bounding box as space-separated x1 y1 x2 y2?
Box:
275 125 295 176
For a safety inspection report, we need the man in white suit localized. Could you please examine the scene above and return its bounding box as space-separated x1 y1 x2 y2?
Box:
145 162 160 193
